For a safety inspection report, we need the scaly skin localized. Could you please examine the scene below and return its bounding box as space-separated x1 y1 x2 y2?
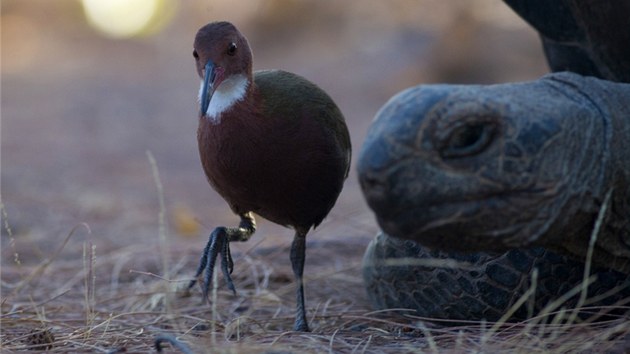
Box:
363 232 630 322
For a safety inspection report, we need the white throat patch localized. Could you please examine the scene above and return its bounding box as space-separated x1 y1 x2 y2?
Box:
199 74 249 124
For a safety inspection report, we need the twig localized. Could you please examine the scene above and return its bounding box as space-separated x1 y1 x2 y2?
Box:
154 334 194 354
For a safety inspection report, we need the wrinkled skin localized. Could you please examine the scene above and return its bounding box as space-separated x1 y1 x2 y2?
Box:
358 72 630 273
358 73 630 321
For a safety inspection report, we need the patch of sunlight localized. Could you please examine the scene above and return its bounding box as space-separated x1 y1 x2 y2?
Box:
80 0 175 39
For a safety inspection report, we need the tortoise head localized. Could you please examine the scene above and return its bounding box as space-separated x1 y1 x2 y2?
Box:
358 72 609 252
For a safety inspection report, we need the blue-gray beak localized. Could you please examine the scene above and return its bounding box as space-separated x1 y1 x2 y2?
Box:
200 60 216 116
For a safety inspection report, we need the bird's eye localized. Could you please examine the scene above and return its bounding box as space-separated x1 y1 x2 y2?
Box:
227 42 237 56
192 50 199 60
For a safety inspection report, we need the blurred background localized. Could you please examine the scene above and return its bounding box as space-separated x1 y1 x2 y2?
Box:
1 0 548 266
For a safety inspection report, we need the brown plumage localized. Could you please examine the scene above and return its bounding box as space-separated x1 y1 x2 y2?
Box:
187 21 351 332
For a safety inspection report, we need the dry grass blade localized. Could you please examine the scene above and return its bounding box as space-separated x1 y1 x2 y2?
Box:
565 187 613 326
82 242 97 335
146 150 170 279
1 202 21 267
6 223 91 295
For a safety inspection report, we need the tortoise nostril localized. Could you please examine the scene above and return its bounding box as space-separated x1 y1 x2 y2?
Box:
360 174 397 216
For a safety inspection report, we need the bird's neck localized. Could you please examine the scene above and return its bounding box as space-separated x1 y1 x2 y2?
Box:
200 74 251 124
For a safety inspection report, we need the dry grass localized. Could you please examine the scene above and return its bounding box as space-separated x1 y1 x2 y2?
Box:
3 225 629 353
2 174 629 353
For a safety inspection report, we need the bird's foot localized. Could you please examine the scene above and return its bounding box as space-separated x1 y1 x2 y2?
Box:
187 226 236 300
187 213 256 302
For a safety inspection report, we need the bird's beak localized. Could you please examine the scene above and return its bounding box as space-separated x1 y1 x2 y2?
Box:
200 60 217 116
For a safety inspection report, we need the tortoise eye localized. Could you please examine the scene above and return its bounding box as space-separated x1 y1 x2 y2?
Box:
192 50 199 60
227 42 237 56
439 121 497 158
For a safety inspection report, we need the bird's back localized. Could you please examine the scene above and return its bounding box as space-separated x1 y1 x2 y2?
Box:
254 70 351 174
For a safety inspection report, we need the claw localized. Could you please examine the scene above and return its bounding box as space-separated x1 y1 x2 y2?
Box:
226 242 234 275
201 234 217 300
187 237 213 290
190 227 237 301
221 239 237 294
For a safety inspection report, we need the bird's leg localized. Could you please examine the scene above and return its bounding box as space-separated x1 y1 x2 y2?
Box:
290 230 310 332
188 212 256 300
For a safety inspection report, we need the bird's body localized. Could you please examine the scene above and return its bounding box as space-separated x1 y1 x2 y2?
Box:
198 70 350 230
188 21 351 332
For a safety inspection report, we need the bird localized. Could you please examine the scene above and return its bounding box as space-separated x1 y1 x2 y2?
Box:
187 21 351 332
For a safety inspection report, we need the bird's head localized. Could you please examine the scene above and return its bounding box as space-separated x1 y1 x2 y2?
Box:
193 21 253 119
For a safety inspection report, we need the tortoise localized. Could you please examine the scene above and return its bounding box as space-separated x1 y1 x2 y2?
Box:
357 0 630 321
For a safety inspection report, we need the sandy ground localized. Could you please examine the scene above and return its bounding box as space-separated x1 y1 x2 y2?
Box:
1 1 553 352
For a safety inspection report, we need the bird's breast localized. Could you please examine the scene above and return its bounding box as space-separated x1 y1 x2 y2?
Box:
197 105 347 228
